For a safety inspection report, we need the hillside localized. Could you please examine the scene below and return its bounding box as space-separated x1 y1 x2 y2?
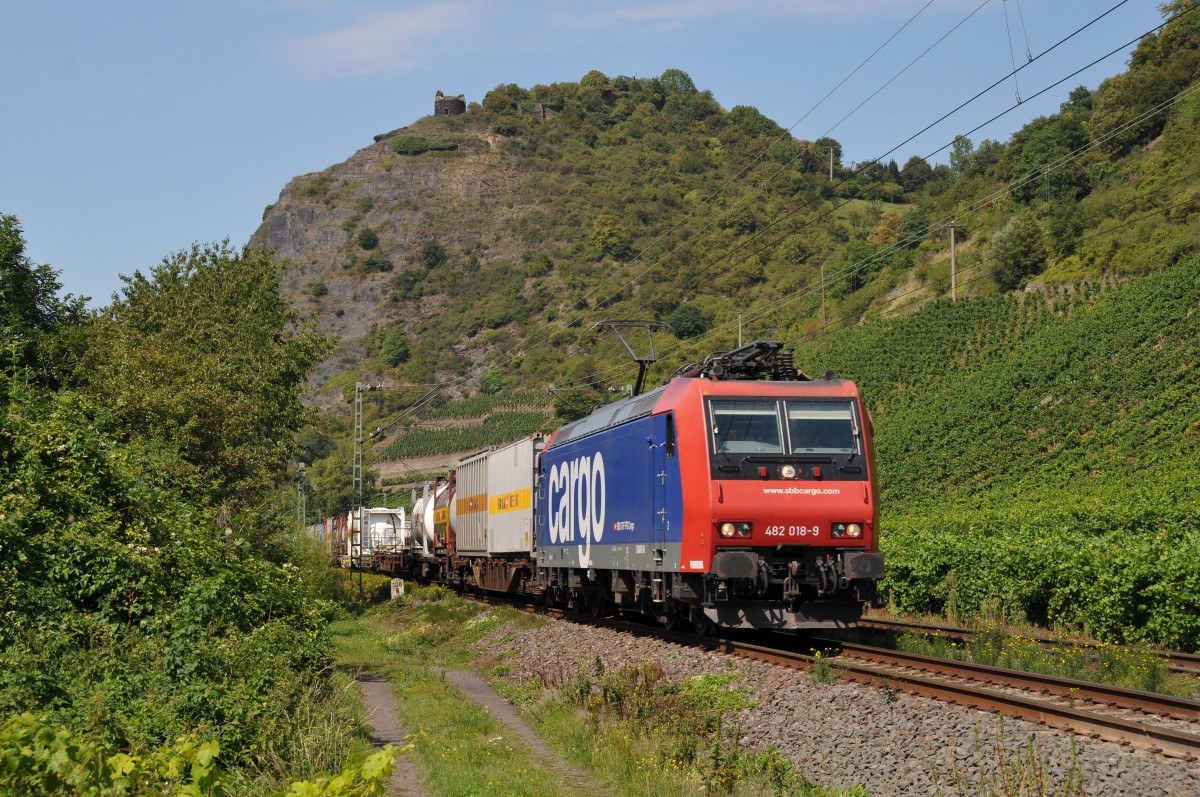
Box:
259 4 1197 397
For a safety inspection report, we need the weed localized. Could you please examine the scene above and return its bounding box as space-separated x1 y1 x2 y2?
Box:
944 720 1083 797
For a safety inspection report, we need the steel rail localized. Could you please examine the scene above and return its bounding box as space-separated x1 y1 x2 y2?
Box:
833 641 1200 723
858 617 1200 675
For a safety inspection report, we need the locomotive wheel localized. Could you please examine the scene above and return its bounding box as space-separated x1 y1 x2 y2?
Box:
658 602 683 631
691 612 715 638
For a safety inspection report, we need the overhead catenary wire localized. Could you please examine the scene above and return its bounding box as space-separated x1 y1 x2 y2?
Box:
1002 0 1024 101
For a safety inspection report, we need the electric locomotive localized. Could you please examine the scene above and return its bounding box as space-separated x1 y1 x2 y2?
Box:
536 340 883 631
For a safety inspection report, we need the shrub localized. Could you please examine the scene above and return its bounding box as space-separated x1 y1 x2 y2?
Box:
380 329 410 366
990 212 1046 290
665 304 708 338
356 228 379 251
390 136 457 156
362 254 393 273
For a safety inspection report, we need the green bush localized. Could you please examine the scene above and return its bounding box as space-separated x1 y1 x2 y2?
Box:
356 228 379 251
390 136 457 156
361 254 392 273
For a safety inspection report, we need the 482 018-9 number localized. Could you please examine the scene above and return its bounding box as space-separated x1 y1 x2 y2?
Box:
763 525 819 537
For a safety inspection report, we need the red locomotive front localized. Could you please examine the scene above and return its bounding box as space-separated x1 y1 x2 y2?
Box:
664 343 885 630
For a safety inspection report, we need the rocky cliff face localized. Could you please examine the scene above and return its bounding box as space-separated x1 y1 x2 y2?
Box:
249 124 527 383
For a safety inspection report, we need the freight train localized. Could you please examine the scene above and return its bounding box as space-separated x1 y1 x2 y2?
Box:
328 341 884 632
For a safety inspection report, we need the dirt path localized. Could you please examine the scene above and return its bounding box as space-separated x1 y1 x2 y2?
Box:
438 669 609 794
357 668 608 795
356 675 428 797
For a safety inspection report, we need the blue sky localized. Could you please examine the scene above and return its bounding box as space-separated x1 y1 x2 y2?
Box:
1 0 1166 306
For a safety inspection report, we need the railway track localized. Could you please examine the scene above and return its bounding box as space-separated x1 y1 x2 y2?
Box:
858 616 1200 675
523 606 1200 761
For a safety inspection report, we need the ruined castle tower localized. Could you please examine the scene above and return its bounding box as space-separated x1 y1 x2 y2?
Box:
434 90 466 116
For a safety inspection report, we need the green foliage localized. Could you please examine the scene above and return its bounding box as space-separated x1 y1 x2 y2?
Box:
379 411 548 459
589 213 633 260
361 253 392 273
380 328 410 366
1007 114 1090 204
80 242 332 509
390 136 457 156
355 228 379 251
990 212 1046 289
0 363 355 781
419 239 447 270
0 225 374 794
659 68 697 94
0 214 86 382
310 281 329 298
664 303 708 338
0 713 397 797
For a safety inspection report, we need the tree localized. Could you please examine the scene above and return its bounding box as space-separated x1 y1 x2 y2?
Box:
991 213 1047 290
868 209 903 247
897 206 932 249
380 328 411 366
0 213 85 379
420 239 447 270
665 304 708 338
899 155 933 193
356 227 379 250
1087 67 1175 155
1008 114 1090 204
730 105 785 138
660 68 697 94
949 136 974 177
81 241 331 509
589 214 633 260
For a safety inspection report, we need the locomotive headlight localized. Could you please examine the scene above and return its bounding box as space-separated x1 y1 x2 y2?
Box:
846 522 863 538
718 522 752 538
780 465 797 479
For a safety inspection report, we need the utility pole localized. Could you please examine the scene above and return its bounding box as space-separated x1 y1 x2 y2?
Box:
821 260 827 334
738 313 743 347
949 223 958 301
295 463 306 529
829 147 834 182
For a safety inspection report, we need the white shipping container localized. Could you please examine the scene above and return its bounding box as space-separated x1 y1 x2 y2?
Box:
487 436 543 555
453 450 490 555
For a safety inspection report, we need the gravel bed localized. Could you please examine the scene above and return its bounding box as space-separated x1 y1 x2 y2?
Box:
482 616 1200 797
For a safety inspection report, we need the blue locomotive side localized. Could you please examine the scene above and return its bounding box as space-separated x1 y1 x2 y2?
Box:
536 413 684 572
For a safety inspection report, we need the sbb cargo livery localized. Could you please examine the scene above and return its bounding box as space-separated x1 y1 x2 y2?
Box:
354 342 884 632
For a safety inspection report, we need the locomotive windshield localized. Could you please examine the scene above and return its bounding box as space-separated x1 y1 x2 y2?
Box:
710 398 860 456
711 400 784 453
785 400 858 454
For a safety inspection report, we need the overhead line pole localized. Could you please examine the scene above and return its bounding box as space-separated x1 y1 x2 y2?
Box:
949 223 958 301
